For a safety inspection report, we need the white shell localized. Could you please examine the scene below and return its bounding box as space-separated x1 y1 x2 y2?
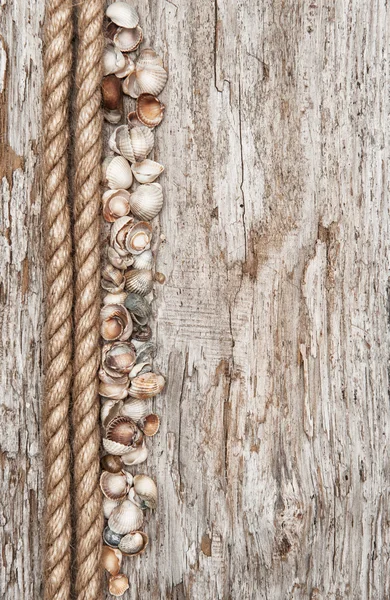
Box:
103 45 126 76
108 499 144 534
104 108 122 124
109 125 154 163
100 471 128 500
103 497 120 519
106 2 139 28
103 437 131 456
118 531 148 555
99 381 129 401
107 246 134 270
115 54 136 79
124 269 153 296
131 159 164 184
132 249 154 270
129 372 165 399
114 26 143 52
129 183 163 220
133 474 158 509
121 442 148 465
103 156 133 190
137 48 164 68
123 48 167 98
120 398 150 421
103 291 128 306
101 399 119 425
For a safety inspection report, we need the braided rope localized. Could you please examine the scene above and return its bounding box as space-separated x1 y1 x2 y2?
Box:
72 0 104 598
42 0 73 598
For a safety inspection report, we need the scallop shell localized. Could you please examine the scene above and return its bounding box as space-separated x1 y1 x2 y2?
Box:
109 574 130 597
103 45 126 76
138 413 160 437
106 2 139 28
108 499 144 534
102 189 131 222
133 474 158 509
104 108 122 124
106 416 141 446
100 470 128 500
103 526 124 548
118 531 148 556
126 221 152 255
124 292 152 325
103 291 128 306
102 545 122 575
103 497 121 519
100 304 133 341
101 454 123 474
136 93 165 128
121 441 149 466
120 398 150 421
114 26 143 52
131 159 164 184
129 372 165 399
123 49 167 98
103 437 132 456
102 75 123 110
99 381 129 401
132 249 154 271
124 269 154 296
103 155 133 190
137 48 164 68
109 125 154 163
129 183 163 220
115 54 136 79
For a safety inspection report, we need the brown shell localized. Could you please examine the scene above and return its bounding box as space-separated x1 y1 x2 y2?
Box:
102 75 123 110
127 110 145 129
106 415 141 446
138 413 160 437
129 372 165 399
136 93 165 128
101 454 123 473
101 545 122 576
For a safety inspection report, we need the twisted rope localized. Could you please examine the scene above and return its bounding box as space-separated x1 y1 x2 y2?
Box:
42 0 73 599
72 0 104 598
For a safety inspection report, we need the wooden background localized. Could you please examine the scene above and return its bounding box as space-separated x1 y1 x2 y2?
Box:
1 0 390 598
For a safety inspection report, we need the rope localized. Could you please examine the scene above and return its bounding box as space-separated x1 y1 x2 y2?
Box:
72 0 104 597
42 0 73 598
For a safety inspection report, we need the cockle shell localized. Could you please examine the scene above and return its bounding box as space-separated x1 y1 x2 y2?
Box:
101 454 123 474
103 497 121 519
107 246 134 270
99 367 128 386
126 221 153 255
129 372 165 399
103 342 136 377
101 262 126 293
115 53 136 79
133 474 158 509
100 304 133 342
99 381 129 401
105 20 119 41
137 48 164 68
106 1 139 28
109 125 154 163
121 441 148 466
129 361 152 378
103 437 132 456
106 416 141 447
124 269 154 296
103 155 133 190
132 249 154 271
124 292 152 325
136 93 165 128
102 189 131 222
103 526 124 548
123 48 167 98
101 399 121 425
131 159 164 184
120 398 150 421
102 75 123 110
114 26 143 52
103 45 126 76
118 531 148 556
129 183 163 220
108 499 144 534
127 110 144 128
102 546 122 575
103 291 128 306
109 574 130 597
100 470 128 500
104 108 122 124
138 413 160 437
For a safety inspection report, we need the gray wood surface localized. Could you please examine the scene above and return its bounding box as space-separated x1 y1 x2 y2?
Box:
1 1 390 599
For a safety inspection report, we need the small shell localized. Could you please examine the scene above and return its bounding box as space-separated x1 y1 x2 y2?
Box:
110 125 154 163
137 48 164 68
99 381 129 401
138 413 160 437
107 246 134 270
102 546 122 576
103 497 121 519
103 342 136 377
131 324 152 342
120 398 150 421
101 262 126 293
100 304 133 342
105 21 119 40
103 526 124 548
103 437 132 456
114 26 143 52
103 155 133 190
129 372 165 399
129 361 152 378
131 159 164 184
124 49 167 98
106 2 139 28
118 531 148 556
129 183 163 220
126 221 152 255
115 54 136 79
127 110 145 128
101 454 123 474
110 215 135 257
154 271 166 284
125 292 152 325
103 291 128 306
103 45 126 76
136 94 165 128
109 574 130 597
106 416 141 446
133 474 158 509
101 399 120 425
104 108 122 124
124 269 154 296
102 189 131 222
135 340 156 362
102 75 123 110
100 470 128 500
108 498 144 534
121 441 149 466
132 249 154 271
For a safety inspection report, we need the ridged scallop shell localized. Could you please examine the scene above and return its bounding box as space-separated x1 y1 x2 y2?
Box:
131 159 164 184
99 381 129 401
129 183 163 220
104 108 122 124
126 221 152 255
133 474 158 509
138 413 160 437
115 54 136 79
103 437 133 456
106 416 141 446
108 499 144 534
103 45 126 76
123 49 167 98
114 26 143 52
132 249 154 271
118 531 148 556
121 441 148 466
103 498 121 520
103 155 133 190
129 372 165 399
120 398 150 421
100 304 133 342
109 573 130 597
102 189 131 222
102 545 122 575
136 93 165 127
109 125 154 163
106 2 139 28
124 292 152 325
103 291 128 306
124 269 153 296
100 470 128 500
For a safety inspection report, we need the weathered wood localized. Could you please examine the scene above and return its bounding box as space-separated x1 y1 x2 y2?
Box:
2 0 390 598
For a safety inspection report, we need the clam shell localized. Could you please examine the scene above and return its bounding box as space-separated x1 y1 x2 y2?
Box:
103 526 124 549
115 53 136 79
137 48 164 68
109 574 130 597
101 263 126 293
106 2 139 28
99 381 129 401
101 401 122 429
102 189 131 222
103 45 126 76
106 416 140 446
103 437 132 456
120 398 150 421
103 497 121 519
108 499 144 534
131 324 152 342
101 454 123 474
100 304 133 342
133 474 158 509
129 372 165 399
118 531 148 556
124 269 154 296
103 155 133 190
136 93 165 128
126 221 152 255
109 125 154 163
125 292 152 325
135 341 156 362
100 470 128 500
114 26 143 52
129 362 152 378
129 183 163 220
99 367 128 386
107 246 134 270
121 441 148 466
132 249 154 271
102 75 122 110
102 545 122 575
101 399 120 425
104 108 122 124
138 413 160 437
131 159 164 184
127 110 145 129
103 342 136 377
103 291 128 306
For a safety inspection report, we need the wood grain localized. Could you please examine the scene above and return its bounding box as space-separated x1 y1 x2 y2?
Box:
1 0 390 598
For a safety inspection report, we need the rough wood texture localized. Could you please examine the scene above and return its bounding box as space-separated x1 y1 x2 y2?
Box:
1 0 390 599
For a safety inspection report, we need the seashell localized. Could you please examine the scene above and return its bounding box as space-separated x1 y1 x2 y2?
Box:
99 381 129 401
101 399 121 425
109 125 154 163
106 416 141 447
103 291 128 306
103 497 121 519
101 262 126 293
138 413 160 437
103 437 132 456
129 183 163 220
129 362 152 378
125 471 134 488
118 531 148 556
133 474 158 509
102 545 122 575
100 470 128 500
132 249 154 271
102 75 123 110
135 340 156 362
120 398 150 421
129 372 165 399
110 215 135 257
103 45 126 76
137 48 164 68
109 573 129 597
102 189 131 222
106 2 139 28
105 20 119 40
99 366 128 386
154 271 166 284
121 441 149 466
101 400 123 429
107 246 134 270
103 155 133 190
126 221 152 255
127 110 145 129
115 53 136 79
124 269 153 296
103 526 124 548
124 292 152 325
131 159 164 184
104 108 122 124
103 342 136 380
114 26 143 52
131 324 152 342
123 48 167 98
100 304 133 341
136 93 165 128
108 499 144 534
101 454 123 474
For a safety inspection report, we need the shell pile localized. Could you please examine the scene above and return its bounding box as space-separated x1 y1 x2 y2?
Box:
101 1 167 595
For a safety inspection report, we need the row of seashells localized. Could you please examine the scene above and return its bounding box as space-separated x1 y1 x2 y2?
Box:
100 1 168 596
